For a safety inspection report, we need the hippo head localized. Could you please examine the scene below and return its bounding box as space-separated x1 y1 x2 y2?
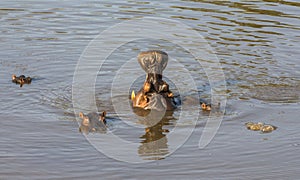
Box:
131 50 176 111
79 111 107 134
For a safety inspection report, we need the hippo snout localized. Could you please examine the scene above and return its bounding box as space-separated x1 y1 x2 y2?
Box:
78 111 107 134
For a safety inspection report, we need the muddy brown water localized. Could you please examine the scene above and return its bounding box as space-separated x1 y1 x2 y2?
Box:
0 0 299 179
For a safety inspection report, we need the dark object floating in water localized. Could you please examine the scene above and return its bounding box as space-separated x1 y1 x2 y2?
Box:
245 122 277 133
78 111 107 134
12 74 32 87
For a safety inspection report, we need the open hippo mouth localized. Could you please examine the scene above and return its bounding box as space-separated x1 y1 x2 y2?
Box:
131 50 177 111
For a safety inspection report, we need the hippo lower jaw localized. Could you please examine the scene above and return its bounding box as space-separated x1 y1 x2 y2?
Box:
146 93 177 111
131 91 176 111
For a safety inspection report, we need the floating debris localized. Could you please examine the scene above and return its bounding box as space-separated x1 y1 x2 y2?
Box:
245 122 264 131
260 124 277 133
245 122 277 133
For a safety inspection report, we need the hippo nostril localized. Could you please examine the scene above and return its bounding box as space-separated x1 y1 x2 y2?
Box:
137 50 168 74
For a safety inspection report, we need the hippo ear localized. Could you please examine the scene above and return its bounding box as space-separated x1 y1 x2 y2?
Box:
206 104 211 111
79 112 84 119
200 103 206 110
99 111 106 124
101 111 106 117
99 111 106 120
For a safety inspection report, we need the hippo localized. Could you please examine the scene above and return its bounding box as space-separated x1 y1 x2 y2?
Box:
12 74 32 87
78 111 107 134
131 50 218 112
131 50 177 111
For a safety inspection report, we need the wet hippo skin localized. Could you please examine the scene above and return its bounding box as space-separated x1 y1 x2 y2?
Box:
131 50 176 111
78 111 107 134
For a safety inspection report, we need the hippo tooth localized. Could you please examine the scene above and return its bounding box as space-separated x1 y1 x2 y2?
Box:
131 90 135 100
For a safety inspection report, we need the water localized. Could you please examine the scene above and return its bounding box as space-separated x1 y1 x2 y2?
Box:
0 0 299 179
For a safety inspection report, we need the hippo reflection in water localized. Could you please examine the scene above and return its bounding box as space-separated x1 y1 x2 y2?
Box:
78 111 107 134
131 50 177 111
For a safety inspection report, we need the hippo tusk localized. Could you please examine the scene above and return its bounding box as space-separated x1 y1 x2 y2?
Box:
131 90 135 100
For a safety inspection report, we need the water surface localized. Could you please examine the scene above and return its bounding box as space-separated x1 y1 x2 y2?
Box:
0 0 299 179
